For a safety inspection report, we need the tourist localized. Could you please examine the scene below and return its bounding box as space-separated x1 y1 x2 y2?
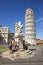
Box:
11 39 16 53
9 38 19 53
8 40 12 54
23 40 25 50
11 39 19 53
9 41 12 51
8 38 15 53
23 40 28 50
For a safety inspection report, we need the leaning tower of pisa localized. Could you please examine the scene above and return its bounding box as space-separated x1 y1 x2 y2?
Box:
25 8 36 45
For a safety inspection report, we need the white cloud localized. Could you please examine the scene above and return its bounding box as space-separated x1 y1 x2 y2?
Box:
36 18 43 22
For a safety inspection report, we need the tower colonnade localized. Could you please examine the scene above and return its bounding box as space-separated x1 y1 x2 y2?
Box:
25 8 36 45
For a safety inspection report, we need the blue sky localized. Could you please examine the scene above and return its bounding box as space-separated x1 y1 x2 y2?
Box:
0 0 43 40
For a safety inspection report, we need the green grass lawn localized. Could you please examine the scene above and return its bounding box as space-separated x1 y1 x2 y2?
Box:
0 45 9 53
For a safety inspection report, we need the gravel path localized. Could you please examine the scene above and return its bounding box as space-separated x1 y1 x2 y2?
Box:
0 45 43 65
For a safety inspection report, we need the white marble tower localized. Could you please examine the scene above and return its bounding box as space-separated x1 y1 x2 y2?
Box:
25 8 36 45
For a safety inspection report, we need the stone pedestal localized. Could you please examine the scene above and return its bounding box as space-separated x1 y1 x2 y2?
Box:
15 35 23 50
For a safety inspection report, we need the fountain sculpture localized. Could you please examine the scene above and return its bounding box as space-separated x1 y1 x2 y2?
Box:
15 21 24 50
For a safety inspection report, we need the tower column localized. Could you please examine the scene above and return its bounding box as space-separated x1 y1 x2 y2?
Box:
25 8 36 45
